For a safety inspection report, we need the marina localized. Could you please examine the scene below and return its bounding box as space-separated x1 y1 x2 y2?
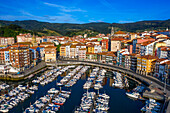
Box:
0 65 152 113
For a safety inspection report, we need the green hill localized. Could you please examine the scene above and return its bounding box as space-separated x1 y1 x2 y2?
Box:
0 19 170 37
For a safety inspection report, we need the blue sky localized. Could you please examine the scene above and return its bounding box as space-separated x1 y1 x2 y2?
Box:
0 0 169 23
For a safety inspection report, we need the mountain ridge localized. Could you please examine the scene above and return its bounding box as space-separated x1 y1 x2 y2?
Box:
0 19 170 36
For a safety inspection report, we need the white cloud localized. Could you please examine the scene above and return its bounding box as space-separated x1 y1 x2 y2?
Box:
0 12 83 23
44 2 86 12
118 20 134 23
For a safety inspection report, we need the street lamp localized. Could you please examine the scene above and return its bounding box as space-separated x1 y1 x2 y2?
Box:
164 71 168 93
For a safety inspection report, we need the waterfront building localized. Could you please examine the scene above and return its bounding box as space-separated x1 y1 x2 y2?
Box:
130 53 138 72
137 55 157 76
0 37 15 46
151 60 156 76
154 59 165 78
111 38 124 52
86 52 97 61
9 45 30 71
105 52 117 64
60 43 71 57
136 55 143 74
158 59 170 81
44 46 57 62
78 48 86 60
124 54 131 69
87 44 95 53
36 46 45 61
70 45 77 58
0 48 10 64
97 52 107 63
94 44 102 53
121 54 126 67
29 47 39 66
101 39 109 52
117 49 129 66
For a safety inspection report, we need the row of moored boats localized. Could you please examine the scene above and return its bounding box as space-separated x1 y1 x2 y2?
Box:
24 88 71 113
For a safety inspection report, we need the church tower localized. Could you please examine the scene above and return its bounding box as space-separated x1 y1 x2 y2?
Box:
32 34 38 46
111 27 114 36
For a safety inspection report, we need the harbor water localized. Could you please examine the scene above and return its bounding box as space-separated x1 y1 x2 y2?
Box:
1 66 144 113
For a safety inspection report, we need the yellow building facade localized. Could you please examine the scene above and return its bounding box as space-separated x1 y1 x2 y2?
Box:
137 55 157 76
45 46 57 62
60 45 66 57
87 45 94 53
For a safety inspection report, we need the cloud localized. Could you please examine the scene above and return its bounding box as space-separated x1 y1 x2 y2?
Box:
0 11 83 23
118 20 134 23
44 2 86 12
98 0 114 9
19 10 34 16
89 18 104 23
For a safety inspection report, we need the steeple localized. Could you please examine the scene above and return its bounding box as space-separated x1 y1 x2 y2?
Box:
32 33 37 46
111 27 114 36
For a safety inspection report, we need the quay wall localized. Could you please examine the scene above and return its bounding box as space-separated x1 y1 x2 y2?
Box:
0 61 46 81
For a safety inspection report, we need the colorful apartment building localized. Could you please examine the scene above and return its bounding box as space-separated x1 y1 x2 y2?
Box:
0 37 14 46
78 48 86 60
94 44 102 53
116 49 129 66
9 45 30 71
140 41 154 56
124 54 131 69
157 46 170 59
29 47 39 66
106 52 116 64
101 39 109 52
60 43 70 57
132 38 155 53
130 53 138 72
86 53 97 61
44 46 57 62
137 55 157 76
0 48 10 64
70 45 77 58
36 46 45 61
17 33 32 42
87 44 94 53
153 42 166 56
111 38 124 52
97 52 107 63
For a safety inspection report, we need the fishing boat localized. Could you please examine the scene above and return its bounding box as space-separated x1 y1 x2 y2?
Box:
48 88 59 94
126 92 140 99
